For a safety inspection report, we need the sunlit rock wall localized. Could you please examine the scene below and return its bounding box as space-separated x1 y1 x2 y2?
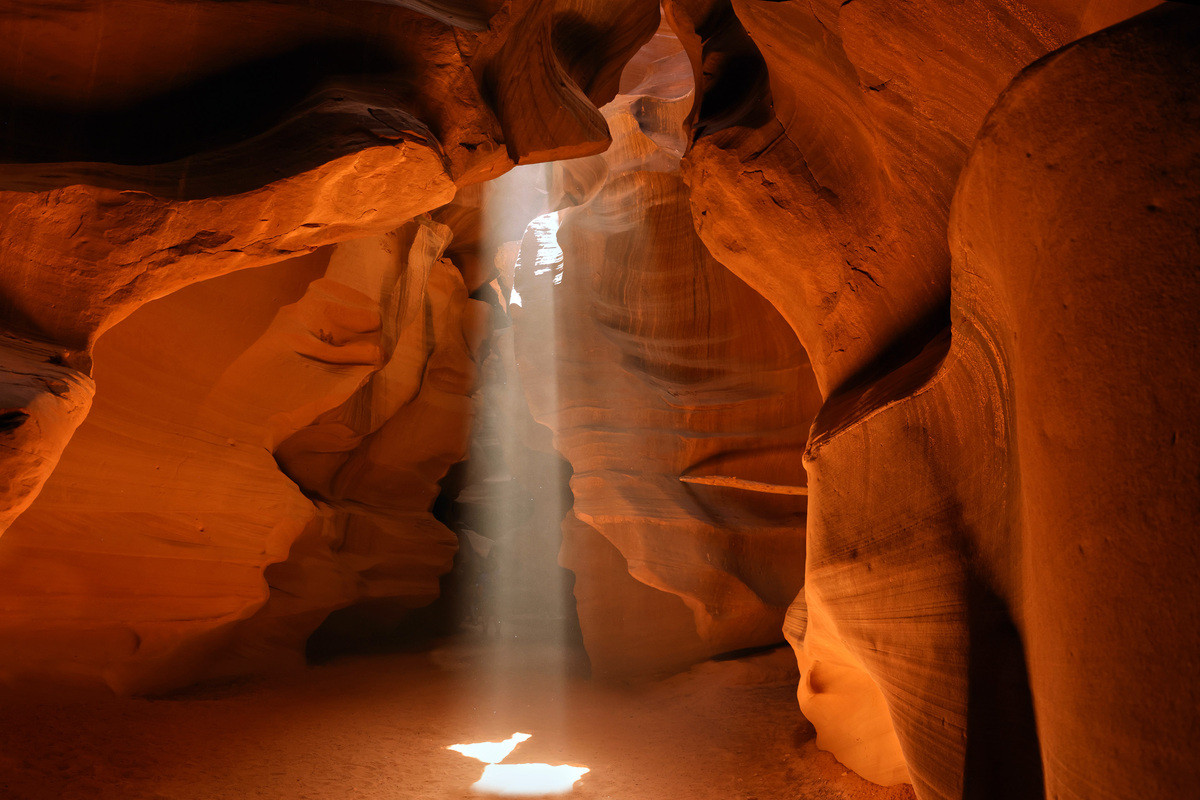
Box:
0 0 659 540
660 1 1197 798
511 30 822 679
0 0 658 691
0 5 1197 800
950 9 1200 796
0 218 486 693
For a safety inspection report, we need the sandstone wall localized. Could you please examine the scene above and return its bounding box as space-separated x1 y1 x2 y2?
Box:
0 4 1197 800
511 29 822 678
0 0 657 690
659 1 1196 797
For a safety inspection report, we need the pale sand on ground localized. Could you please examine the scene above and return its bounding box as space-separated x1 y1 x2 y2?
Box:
0 639 915 800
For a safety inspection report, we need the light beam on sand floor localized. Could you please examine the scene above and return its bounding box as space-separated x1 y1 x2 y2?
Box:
448 732 532 764
478 163 573 681
449 733 589 796
472 763 590 796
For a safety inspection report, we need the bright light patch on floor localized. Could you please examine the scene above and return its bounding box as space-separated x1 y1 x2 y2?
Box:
472 763 589 796
448 733 533 764
449 732 588 796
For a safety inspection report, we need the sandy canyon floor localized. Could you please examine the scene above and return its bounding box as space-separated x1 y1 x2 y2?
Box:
0 639 914 800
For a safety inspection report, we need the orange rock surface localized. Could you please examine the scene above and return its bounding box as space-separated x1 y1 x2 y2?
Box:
0 217 486 692
659 1 1193 797
0 0 659 691
0 0 657 545
0 3 1197 800
510 29 821 677
951 8 1200 796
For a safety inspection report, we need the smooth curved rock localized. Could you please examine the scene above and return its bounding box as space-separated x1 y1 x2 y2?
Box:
228 218 485 673
0 0 667 693
0 337 94 535
0 0 665 543
0 14 1194 800
0 215 485 693
0 256 326 693
951 7 1200 797
471 0 661 163
512 30 821 678
662 0 1161 790
769 3 1196 798
670 0 1116 397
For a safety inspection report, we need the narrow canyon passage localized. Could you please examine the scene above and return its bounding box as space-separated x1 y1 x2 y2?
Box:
0 3 1197 800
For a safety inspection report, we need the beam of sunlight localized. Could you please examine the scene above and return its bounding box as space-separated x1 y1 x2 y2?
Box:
477 162 574 691
471 763 590 796
447 732 533 764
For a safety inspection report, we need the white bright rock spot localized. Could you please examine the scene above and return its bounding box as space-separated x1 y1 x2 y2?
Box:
527 212 564 285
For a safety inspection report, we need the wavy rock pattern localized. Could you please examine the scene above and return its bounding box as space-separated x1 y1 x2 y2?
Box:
0 216 484 692
661 0 1091 785
0 7 1196 800
664 1 1194 797
0 0 658 543
226 218 488 674
512 31 822 678
0 0 660 690
0 254 326 693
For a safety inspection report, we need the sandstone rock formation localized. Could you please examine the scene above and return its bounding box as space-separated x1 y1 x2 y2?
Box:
0 218 486 692
0 0 659 546
0 3 1197 800
950 9 1200 796
657 0 1188 795
0 0 656 691
791 9 1200 794
511 28 822 678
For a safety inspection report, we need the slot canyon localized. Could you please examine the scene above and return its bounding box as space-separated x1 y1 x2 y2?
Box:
0 1 1196 799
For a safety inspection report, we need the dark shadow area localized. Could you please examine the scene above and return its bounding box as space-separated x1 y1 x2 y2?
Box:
0 39 404 166
963 581 1044 799
711 642 790 662
809 308 952 451
690 3 774 138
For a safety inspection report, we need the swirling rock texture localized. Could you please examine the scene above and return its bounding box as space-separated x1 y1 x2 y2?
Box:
0 2 1197 800
0 218 488 692
0 0 657 690
662 0 1198 797
0 0 658 540
511 28 822 679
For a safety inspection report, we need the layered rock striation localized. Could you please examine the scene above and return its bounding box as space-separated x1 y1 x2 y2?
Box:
0 4 1197 800
659 0 1197 797
511 29 821 678
0 0 657 691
